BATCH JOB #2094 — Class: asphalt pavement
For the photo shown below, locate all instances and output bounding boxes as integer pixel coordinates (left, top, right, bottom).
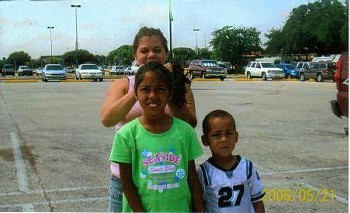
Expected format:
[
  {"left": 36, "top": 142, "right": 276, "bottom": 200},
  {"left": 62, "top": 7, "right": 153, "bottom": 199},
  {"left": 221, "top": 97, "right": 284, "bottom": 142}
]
[{"left": 0, "top": 79, "right": 347, "bottom": 212}]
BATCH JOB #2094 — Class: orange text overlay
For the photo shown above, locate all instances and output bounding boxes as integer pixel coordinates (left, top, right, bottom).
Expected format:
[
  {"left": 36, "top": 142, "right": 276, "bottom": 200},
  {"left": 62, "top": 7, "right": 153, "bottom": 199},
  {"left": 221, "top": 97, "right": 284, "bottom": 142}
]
[{"left": 262, "top": 187, "right": 335, "bottom": 203}]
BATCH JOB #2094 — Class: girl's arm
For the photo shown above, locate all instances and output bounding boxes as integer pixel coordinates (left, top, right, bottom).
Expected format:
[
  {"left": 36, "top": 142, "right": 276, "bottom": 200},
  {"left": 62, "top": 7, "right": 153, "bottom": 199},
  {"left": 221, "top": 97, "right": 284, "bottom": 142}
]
[
  {"left": 253, "top": 201, "right": 265, "bottom": 213},
  {"left": 119, "top": 163, "right": 144, "bottom": 212},
  {"left": 167, "top": 85, "right": 197, "bottom": 127},
  {"left": 100, "top": 78, "right": 137, "bottom": 127},
  {"left": 188, "top": 160, "right": 205, "bottom": 212}
]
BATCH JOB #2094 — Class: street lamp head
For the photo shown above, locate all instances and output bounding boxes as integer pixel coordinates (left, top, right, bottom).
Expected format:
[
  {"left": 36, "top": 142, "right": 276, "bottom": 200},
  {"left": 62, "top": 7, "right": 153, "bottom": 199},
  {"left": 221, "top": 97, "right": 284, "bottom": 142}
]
[
  {"left": 193, "top": 28, "right": 200, "bottom": 32},
  {"left": 47, "top": 26, "right": 54, "bottom": 29},
  {"left": 71, "top": 4, "right": 81, "bottom": 8}
]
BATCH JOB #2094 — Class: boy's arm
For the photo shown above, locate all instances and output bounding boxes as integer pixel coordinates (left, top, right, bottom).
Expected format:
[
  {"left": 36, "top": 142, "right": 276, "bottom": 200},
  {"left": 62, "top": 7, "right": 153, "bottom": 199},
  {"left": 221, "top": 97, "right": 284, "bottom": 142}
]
[
  {"left": 188, "top": 160, "right": 205, "bottom": 212},
  {"left": 253, "top": 201, "right": 265, "bottom": 213},
  {"left": 119, "top": 163, "right": 144, "bottom": 212}
]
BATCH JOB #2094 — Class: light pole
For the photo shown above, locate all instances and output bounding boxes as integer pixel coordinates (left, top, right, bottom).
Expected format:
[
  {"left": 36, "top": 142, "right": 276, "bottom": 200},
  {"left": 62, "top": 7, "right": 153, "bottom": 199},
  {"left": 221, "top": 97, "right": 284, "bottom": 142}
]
[
  {"left": 47, "top": 26, "right": 54, "bottom": 63},
  {"left": 71, "top": 4, "right": 81, "bottom": 66},
  {"left": 193, "top": 28, "right": 200, "bottom": 56}
]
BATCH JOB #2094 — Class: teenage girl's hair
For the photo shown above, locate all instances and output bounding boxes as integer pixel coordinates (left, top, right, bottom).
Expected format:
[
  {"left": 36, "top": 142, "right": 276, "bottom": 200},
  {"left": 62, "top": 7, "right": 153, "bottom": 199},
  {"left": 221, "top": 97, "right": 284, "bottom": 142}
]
[
  {"left": 134, "top": 61, "right": 174, "bottom": 93},
  {"left": 133, "top": 27, "right": 169, "bottom": 55},
  {"left": 202, "top": 109, "right": 236, "bottom": 135}
]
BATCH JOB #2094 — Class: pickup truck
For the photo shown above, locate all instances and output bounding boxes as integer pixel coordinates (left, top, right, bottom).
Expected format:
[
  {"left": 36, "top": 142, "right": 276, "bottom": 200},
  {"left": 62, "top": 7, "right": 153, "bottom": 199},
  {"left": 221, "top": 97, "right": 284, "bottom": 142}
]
[
  {"left": 330, "top": 52, "right": 348, "bottom": 134},
  {"left": 244, "top": 61, "right": 284, "bottom": 80}
]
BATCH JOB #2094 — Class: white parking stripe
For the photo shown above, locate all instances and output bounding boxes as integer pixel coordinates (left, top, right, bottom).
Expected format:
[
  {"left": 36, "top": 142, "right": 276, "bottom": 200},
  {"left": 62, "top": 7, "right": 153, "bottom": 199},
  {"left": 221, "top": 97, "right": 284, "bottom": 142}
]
[
  {"left": 261, "top": 166, "right": 348, "bottom": 176},
  {"left": 10, "top": 132, "right": 30, "bottom": 192}
]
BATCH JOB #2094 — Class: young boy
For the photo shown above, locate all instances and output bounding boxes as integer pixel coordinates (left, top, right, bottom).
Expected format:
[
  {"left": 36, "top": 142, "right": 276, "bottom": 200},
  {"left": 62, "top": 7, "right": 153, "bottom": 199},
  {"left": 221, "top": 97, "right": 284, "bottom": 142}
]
[
  {"left": 109, "top": 61, "right": 204, "bottom": 212},
  {"left": 197, "top": 109, "right": 265, "bottom": 213}
]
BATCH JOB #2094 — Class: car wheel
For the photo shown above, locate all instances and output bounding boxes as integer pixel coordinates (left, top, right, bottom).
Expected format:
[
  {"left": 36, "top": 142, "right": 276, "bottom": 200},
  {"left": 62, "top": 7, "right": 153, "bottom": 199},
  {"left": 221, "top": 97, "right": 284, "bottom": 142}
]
[
  {"left": 316, "top": 74, "right": 323, "bottom": 82},
  {"left": 93, "top": 79, "right": 97, "bottom": 82},
  {"left": 220, "top": 77, "right": 225, "bottom": 81},
  {"left": 262, "top": 72, "right": 267, "bottom": 81},
  {"left": 300, "top": 73, "right": 305, "bottom": 81},
  {"left": 100, "top": 78, "right": 103, "bottom": 82},
  {"left": 247, "top": 72, "right": 252, "bottom": 79}
]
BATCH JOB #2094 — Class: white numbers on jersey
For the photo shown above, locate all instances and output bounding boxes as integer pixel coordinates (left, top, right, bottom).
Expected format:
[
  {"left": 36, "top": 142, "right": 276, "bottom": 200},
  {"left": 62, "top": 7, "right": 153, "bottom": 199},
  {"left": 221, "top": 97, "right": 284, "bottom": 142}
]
[{"left": 218, "top": 184, "right": 244, "bottom": 208}]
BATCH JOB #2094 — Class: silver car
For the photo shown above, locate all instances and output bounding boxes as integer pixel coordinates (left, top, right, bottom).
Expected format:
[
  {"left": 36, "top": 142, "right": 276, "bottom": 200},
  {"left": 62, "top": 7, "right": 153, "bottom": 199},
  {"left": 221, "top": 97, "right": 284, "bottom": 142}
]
[
  {"left": 42, "top": 64, "right": 67, "bottom": 82},
  {"left": 75, "top": 64, "right": 103, "bottom": 81}
]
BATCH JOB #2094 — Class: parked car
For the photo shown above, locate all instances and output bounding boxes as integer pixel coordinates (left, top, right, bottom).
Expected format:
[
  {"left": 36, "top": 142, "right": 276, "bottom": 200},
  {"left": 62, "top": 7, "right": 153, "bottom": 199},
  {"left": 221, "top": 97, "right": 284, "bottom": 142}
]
[
  {"left": 17, "top": 65, "right": 33, "bottom": 76},
  {"left": 330, "top": 52, "right": 348, "bottom": 134},
  {"left": 42, "top": 64, "right": 67, "bottom": 82},
  {"left": 276, "top": 63, "right": 300, "bottom": 79},
  {"left": 34, "top": 67, "right": 43, "bottom": 76},
  {"left": 188, "top": 59, "right": 227, "bottom": 81},
  {"left": 299, "top": 62, "right": 335, "bottom": 82},
  {"left": 110, "top": 65, "right": 125, "bottom": 75},
  {"left": 244, "top": 61, "right": 284, "bottom": 80},
  {"left": 123, "top": 62, "right": 139, "bottom": 75},
  {"left": 75, "top": 64, "right": 103, "bottom": 81},
  {"left": 2, "top": 64, "right": 15, "bottom": 76},
  {"left": 64, "top": 67, "right": 76, "bottom": 73}
]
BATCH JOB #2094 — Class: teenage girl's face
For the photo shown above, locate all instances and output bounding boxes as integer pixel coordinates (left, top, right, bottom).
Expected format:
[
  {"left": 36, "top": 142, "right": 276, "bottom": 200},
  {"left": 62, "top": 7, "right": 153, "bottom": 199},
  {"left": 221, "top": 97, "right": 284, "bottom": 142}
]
[
  {"left": 135, "top": 71, "right": 171, "bottom": 117},
  {"left": 135, "top": 35, "right": 167, "bottom": 66},
  {"left": 202, "top": 117, "right": 238, "bottom": 158}
]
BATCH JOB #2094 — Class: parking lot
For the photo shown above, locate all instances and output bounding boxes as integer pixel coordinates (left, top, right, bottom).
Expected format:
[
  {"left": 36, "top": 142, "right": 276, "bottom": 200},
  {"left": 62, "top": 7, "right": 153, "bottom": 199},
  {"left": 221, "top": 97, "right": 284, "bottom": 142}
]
[{"left": 0, "top": 79, "right": 348, "bottom": 212}]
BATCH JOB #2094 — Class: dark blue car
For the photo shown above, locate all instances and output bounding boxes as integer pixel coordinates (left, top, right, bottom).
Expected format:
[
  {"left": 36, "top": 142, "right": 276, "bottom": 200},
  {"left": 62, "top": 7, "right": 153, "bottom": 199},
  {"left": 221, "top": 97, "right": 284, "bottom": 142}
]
[{"left": 276, "top": 63, "right": 300, "bottom": 79}]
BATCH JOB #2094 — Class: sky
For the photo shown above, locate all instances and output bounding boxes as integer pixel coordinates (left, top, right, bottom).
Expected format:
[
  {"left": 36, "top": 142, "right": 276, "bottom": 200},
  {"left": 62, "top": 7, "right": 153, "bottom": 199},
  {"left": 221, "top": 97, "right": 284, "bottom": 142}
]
[{"left": 0, "top": 0, "right": 310, "bottom": 59}]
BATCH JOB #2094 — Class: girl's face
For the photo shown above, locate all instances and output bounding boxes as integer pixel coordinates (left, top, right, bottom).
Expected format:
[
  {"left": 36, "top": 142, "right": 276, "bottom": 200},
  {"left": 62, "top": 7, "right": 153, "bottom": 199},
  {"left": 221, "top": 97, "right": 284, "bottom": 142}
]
[
  {"left": 202, "top": 117, "right": 238, "bottom": 158},
  {"left": 135, "top": 36, "right": 167, "bottom": 66},
  {"left": 135, "top": 71, "right": 171, "bottom": 117}
]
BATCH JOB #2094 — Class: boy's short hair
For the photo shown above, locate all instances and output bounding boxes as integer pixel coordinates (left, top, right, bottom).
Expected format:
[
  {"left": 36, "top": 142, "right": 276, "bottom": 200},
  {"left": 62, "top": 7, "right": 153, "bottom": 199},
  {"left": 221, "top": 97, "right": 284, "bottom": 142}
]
[
  {"left": 134, "top": 61, "right": 174, "bottom": 93},
  {"left": 202, "top": 109, "right": 236, "bottom": 135}
]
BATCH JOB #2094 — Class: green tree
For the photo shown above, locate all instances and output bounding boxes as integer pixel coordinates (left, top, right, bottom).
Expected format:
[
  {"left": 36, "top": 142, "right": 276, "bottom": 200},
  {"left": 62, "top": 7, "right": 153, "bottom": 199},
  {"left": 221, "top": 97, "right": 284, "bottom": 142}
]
[
  {"left": 210, "top": 26, "right": 261, "bottom": 66},
  {"left": 270, "top": 0, "right": 348, "bottom": 56},
  {"left": 172, "top": 47, "right": 195, "bottom": 66},
  {"left": 62, "top": 49, "right": 97, "bottom": 66},
  {"left": 6, "top": 51, "right": 31, "bottom": 69},
  {"left": 107, "top": 45, "right": 133, "bottom": 65},
  {"left": 264, "top": 28, "right": 285, "bottom": 54}
]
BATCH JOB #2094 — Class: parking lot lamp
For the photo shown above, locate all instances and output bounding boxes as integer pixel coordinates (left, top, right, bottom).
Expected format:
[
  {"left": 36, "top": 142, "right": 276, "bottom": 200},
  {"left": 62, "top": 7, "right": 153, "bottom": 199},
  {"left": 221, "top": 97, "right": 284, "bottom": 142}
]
[
  {"left": 193, "top": 28, "right": 200, "bottom": 56},
  {"left": 47, "top": 26, "right": 54, "bottom": 64},
  {"left": 71, "top": 4, "right": 81, "bottom": 66}
]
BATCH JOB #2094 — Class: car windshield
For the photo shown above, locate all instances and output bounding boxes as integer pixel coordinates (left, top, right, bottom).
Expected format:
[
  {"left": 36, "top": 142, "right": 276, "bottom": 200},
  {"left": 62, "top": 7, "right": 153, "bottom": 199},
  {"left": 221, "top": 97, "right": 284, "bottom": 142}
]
[
  {"left": 202, "top": 61, "right": 218, "bottom": 67},
  {"left": 46, "top": 65, "right": 63, "bottom": 70},
  {"left": 81, "top": 65, "right": 98, "bottom": 70},
  {"left": 4, "top": 65, "right": 13, "bottom": 69},
  {"left": 21, "top": 66, "right": 29, "bottom": 69},
  {"left": 261, "top": 62, "right": 276, "bottom": 68}
]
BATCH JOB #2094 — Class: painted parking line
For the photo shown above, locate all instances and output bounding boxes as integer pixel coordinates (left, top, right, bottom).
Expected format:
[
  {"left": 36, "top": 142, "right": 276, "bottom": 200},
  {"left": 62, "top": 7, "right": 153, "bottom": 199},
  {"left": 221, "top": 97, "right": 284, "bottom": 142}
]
[
  {"left": 10, "top": 132, "right": 35, "bottom": 211},
  {"left": 10, "top": 132, "right": 30, "bottom": 192}
]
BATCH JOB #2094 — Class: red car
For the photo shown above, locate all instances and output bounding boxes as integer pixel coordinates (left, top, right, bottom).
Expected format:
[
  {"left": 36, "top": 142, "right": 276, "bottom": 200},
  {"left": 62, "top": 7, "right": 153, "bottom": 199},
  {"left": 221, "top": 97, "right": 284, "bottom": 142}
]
[{"left": 330, "top": 52, "right": 348, "bottom": 134}]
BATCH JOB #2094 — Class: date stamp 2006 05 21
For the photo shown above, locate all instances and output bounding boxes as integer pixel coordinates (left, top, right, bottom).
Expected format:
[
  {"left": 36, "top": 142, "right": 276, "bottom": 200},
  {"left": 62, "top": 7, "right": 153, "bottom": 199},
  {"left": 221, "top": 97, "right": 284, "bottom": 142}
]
[{"left": 262, "top": 187, "right": 335, "bottom": 203}]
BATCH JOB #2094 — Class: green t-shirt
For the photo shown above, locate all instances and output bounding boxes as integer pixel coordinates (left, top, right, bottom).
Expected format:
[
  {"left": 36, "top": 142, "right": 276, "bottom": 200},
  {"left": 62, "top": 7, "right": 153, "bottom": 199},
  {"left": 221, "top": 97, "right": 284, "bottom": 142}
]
[{"left": 110, "top": 117, "right": 203, "bottom": 212}]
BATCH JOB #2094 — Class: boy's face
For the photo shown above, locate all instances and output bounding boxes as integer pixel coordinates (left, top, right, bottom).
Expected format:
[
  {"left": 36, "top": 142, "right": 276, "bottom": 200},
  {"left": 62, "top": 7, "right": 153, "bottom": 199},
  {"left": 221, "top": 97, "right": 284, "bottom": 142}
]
[
  {"left": 202, "top": 117, "right": 238, "bottom": 158},
  {"left": 135, "top": 71, "right": 171, "bottom": 117}
]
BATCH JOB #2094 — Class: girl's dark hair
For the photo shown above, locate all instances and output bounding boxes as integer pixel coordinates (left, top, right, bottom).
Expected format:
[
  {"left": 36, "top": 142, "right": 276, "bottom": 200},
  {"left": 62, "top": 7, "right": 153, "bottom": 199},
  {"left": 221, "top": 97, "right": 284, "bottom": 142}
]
[
  {"left": 134, "top": 61, "right": 173, "bottom": 94},
  {"left": 133, "top": 27, "right": 169, "bottom": 55},
  {"left": 202, "top": 109, "right": 236, "bottom": 135}
]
